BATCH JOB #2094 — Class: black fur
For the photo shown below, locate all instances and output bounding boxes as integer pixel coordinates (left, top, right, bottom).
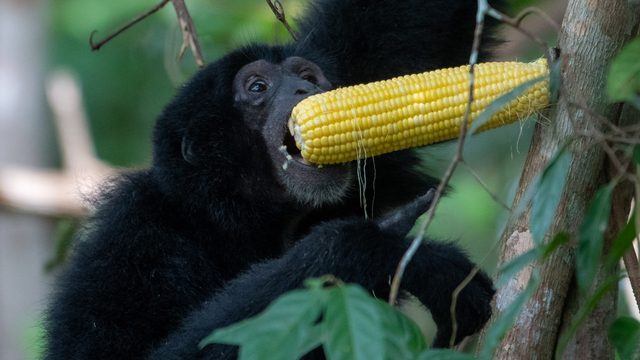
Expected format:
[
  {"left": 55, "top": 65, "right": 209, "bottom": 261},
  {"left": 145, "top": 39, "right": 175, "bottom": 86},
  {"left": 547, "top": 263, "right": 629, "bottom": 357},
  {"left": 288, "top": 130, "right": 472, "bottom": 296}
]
[{"left": 44, "top": 1, "right": 502, "bottom": 359}]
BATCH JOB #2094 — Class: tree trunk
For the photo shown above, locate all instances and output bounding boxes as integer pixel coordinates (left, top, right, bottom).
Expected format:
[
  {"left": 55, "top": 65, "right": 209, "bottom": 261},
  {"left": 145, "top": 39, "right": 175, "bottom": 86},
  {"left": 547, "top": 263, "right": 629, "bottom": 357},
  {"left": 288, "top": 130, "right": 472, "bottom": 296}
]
[
  {"left": 0, "top": 0, "right": 54, "bottom": 359},
  {"left": 477, "top": 0, "right": 640, "bottom": 359}
]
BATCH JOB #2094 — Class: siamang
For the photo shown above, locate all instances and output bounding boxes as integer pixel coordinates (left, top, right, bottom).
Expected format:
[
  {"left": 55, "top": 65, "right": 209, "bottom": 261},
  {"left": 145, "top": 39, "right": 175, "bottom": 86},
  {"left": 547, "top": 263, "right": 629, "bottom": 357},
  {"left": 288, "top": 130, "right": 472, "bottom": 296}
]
[{"left": 44, "top": 0, "right": 503, "bottom": 359}]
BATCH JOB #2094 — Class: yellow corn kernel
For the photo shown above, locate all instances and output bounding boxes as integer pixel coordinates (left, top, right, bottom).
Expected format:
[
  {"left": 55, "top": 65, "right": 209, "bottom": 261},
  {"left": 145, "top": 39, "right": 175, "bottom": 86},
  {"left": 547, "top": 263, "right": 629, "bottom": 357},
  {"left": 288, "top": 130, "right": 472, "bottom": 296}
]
[{"left": 288, "top": 60, "right": 549, "bottom": 165}]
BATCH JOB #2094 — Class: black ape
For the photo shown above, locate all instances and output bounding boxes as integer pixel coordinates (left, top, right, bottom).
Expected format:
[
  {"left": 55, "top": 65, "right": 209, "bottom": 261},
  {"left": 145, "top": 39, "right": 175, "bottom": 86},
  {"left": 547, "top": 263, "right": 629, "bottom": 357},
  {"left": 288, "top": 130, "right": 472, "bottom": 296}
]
[{"left": 44, "top": 0, "right": 502, "bottom": 359}]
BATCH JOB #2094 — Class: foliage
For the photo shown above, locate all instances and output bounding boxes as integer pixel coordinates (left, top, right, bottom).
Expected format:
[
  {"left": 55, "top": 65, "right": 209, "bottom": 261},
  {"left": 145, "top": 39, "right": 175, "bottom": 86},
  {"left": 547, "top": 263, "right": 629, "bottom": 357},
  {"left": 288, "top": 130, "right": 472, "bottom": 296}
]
[
  {"left": 530, "top": 146, "right": 570, "bottom": 243},
  {"left": 201, "top": 128, "right": 639, "bottom": 358},
  {"left": 200, "top": 277, "right": 428, "bottom": 360},
  {"left": 609, "top": 317, "right": 640, "bottom": 360},
  {"left": 607, "top": 38, "right": 640, "bottom": 110},
  {"left": 200, "top": 273, "right": 541, "bottom": 360},
  {"left": 577, "top": 184, "right": 613, "bottom": 292}
]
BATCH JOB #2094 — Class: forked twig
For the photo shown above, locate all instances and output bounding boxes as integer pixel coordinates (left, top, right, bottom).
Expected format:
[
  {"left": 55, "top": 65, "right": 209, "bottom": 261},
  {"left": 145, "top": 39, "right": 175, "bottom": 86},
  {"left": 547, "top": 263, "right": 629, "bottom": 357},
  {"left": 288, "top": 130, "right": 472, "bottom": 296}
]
[
  {"left": 487, "top": 6, "right": 553, "bottom": 53},
  {"left": 266, "top": 0, "right": 298, "bottom": 42},
  {"left": 172, "top": 0, "right": 206, "bottom": 68},
  {"left": 89, "top": 0, "right": 205, "bottom": 68}
]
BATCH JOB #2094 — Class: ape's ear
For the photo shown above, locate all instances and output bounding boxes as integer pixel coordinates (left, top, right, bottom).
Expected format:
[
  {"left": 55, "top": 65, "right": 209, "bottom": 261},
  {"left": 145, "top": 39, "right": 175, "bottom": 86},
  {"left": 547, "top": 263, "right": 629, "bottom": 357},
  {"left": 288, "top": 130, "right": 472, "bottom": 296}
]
[{"left": 181, "top": 135, "right": 197, "bottom": 165}]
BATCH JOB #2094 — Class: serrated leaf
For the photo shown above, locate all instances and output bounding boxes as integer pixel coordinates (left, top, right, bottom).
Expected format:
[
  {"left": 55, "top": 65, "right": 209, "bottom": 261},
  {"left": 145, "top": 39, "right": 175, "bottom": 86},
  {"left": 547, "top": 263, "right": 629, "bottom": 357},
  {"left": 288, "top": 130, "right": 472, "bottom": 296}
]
[
  {"left": 414, "top": 349, "right": 478, "bottom": 360},
  {"left": 481, "top": 271, "right": 540, "bottom": 359},
  {"left": 200, "top": 289, "right": 324, "bottom": 360},
  {"left": 577, "top": 184, "right": 614, "bottom": 291},
  {"left": 606, "top": 213, "right": 636, "bottom": 268},
  {"left": 531, "top": 149, "right": 571, "bottom": 243},
  {"left": 608, "top": 39, "right": 640, "bottom": 102},
  {"left": 323, "top": 285, "right": 385, "bottom": 360},
  {"left": 464, "top": 74, "right": 549, "bottom": 144},
  {"left": 375, "top": 301, "right": 427, "bottom": 359},
  {"left": 609, "top": 317, "right": 640, "bottom": 360}
]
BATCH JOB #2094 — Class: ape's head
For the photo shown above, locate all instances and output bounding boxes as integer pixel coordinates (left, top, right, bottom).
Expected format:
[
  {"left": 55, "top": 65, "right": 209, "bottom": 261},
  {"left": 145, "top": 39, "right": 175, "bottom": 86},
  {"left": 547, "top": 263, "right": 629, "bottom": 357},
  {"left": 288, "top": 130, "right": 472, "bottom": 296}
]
[
  {"left": 152, "top": 44, "right": 436, "bottom": 216},
  {"left": 151, "top": 45, "right": 356, "bottom": 209}
]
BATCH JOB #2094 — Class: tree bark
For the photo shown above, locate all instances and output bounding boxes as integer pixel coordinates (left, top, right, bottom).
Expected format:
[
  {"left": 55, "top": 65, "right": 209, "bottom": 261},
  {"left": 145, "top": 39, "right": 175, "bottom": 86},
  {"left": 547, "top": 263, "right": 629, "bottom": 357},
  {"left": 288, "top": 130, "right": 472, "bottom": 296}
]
[{"left": 477, "top": 0, "right": 640, "bottom": 359}]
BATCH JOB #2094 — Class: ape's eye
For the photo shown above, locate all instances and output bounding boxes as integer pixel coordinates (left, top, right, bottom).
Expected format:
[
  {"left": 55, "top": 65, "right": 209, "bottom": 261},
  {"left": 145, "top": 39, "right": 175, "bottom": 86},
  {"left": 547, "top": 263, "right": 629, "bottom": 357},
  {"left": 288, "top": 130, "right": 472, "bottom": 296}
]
[
  {"left": 300, "top": 71, "right": 318, "bottom": 85},
  {"left": 249, "top": 80, "right": 268, "bottom": 92}
]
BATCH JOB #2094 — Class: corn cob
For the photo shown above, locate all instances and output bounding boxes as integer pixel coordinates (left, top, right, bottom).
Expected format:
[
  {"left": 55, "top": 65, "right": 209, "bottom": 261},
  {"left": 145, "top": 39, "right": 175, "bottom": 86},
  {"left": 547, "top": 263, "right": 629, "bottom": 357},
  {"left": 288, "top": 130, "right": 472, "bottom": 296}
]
[{"left": 288, "top": 60, "right": 549, "bottom": 165}]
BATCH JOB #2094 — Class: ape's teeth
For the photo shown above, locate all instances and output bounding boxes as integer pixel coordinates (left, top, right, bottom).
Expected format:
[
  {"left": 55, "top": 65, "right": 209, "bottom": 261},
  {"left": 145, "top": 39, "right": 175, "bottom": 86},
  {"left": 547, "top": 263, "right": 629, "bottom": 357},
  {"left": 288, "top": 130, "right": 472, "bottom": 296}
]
[{"left": 287, "top": 115, "right": 303, "bottom": 151}]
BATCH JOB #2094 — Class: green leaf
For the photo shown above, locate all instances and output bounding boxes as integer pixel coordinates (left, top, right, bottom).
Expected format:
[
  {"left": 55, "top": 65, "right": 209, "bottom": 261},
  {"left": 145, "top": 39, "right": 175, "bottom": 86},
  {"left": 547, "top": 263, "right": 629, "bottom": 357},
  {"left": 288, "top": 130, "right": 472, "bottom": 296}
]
[
  {"left": 549, "top": 59, "right": 562, "bottom": 102},
  {"left": 464, "top": 74, "right": 550, "bottom": 144},
  {"left": 199, "top": 289, "right": 325, "bottom": 360},
  {"left": 609, "top": 317, "right": 640, "bottom": 360},
  {"left": 414, "top": 349, "right": 477, "bottom": 360},
  {"left": 510, "top": 173, "right": 541, "bottom": 226},
  {"left": 577, "top": 184, "right": 614, "bottom": 291},
  {"left": 481, "top": 271, "right": 540, "bottom": 359},
  {"left": 45, "top": 219, "right": 80, "bottom": 272},
  {"left": 531, "top": 149, "right": 571, "bottom": 243},
  {"left": 542, "top": 232, "right": 570, "bottom": 260},
  {"left": 323, "top": 285, "right": 385, "bottom": 360},
  {"left": 629, "top": 94, "right": 640, "bottom": 110},
  {"left": 375, "top": 301, "right": 427, "bottom": 359},
  {"left": 298, "top": 324, "right": 325, "bottom": 357},
  {"left": 606, "top": 214, "right": 636, "bottom": 268},
  {"left": 608, "top": 39, "right": 640, "bottom": 102},
  {"left": 496, "top": 232, "right": 569, "bottom": 288},
  {"left": 633, "top": 144, "right": 640, "bottom": 165},
  {"left": 496, "top": 248, "right": 540, "bottom": 288}
]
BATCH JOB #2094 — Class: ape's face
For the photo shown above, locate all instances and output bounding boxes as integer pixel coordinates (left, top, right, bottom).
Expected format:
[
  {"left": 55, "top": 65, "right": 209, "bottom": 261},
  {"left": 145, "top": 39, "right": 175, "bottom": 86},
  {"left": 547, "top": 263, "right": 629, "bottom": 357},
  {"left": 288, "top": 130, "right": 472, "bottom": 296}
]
[{"left": 233, "top": 57, "right": 355, "bottom": 207}]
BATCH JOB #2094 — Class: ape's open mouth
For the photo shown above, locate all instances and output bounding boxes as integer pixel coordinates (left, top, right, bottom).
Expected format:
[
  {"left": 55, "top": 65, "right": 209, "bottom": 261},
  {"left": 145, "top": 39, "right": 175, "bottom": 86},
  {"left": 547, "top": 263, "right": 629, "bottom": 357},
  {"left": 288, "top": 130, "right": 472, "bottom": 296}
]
[
  {"left": 283, "top": 131, "right": 302, "bottom": 159},
  {"left": 281, "top": 118, "right": 318, "bottom": 167}
]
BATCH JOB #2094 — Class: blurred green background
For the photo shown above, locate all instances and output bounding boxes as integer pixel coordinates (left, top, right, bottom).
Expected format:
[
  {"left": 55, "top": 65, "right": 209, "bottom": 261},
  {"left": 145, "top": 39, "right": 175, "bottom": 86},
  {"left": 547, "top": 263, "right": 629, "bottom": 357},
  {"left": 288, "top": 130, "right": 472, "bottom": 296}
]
[{"left": 0, "top": 0, "right": 571, "bottom": 358}]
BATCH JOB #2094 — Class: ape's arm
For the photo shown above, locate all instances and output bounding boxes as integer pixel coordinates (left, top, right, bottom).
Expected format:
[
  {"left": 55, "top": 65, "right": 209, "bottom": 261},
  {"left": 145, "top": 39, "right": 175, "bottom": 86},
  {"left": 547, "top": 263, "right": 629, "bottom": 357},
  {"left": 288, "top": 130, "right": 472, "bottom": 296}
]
[{"left": 148, "top": 192, "right": 494, "bottom": 359}]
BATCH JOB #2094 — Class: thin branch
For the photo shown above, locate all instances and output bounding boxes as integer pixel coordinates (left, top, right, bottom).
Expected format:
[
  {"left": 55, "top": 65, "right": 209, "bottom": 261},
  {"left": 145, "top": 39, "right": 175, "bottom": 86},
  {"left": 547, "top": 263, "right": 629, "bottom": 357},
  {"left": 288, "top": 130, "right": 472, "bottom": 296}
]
[
  {"left": 629, "top": 176, "right": 640, "bottom": 313},
  {"left": 568, "top": 101, "right": 629, "bottom": 136},
  {"left": 387, "top": 0, "right": 487, "bottom": 313},
  {"left": 266, "top": 0, "right": 298, "bottom": 42},
  {"left": 171, "top": 0, "right": 206, "bottom": 68},
  {"left": 487, "top": 7, "right": 551, "bottom": 53},
  {"left": 460, "top": 160, "right": 512, "bottom": 211},
  {"left": 513, "top": 6, "right": 561, "bottom": 31},
  {"left": 90, "top": 0, "right": 171, "bottom": 51},
  {"left": 624, "top": 247, "right": 640, "bottom": 313},
  {"left": 451, "top": 265, "right": 483, "bottom": 347}
]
